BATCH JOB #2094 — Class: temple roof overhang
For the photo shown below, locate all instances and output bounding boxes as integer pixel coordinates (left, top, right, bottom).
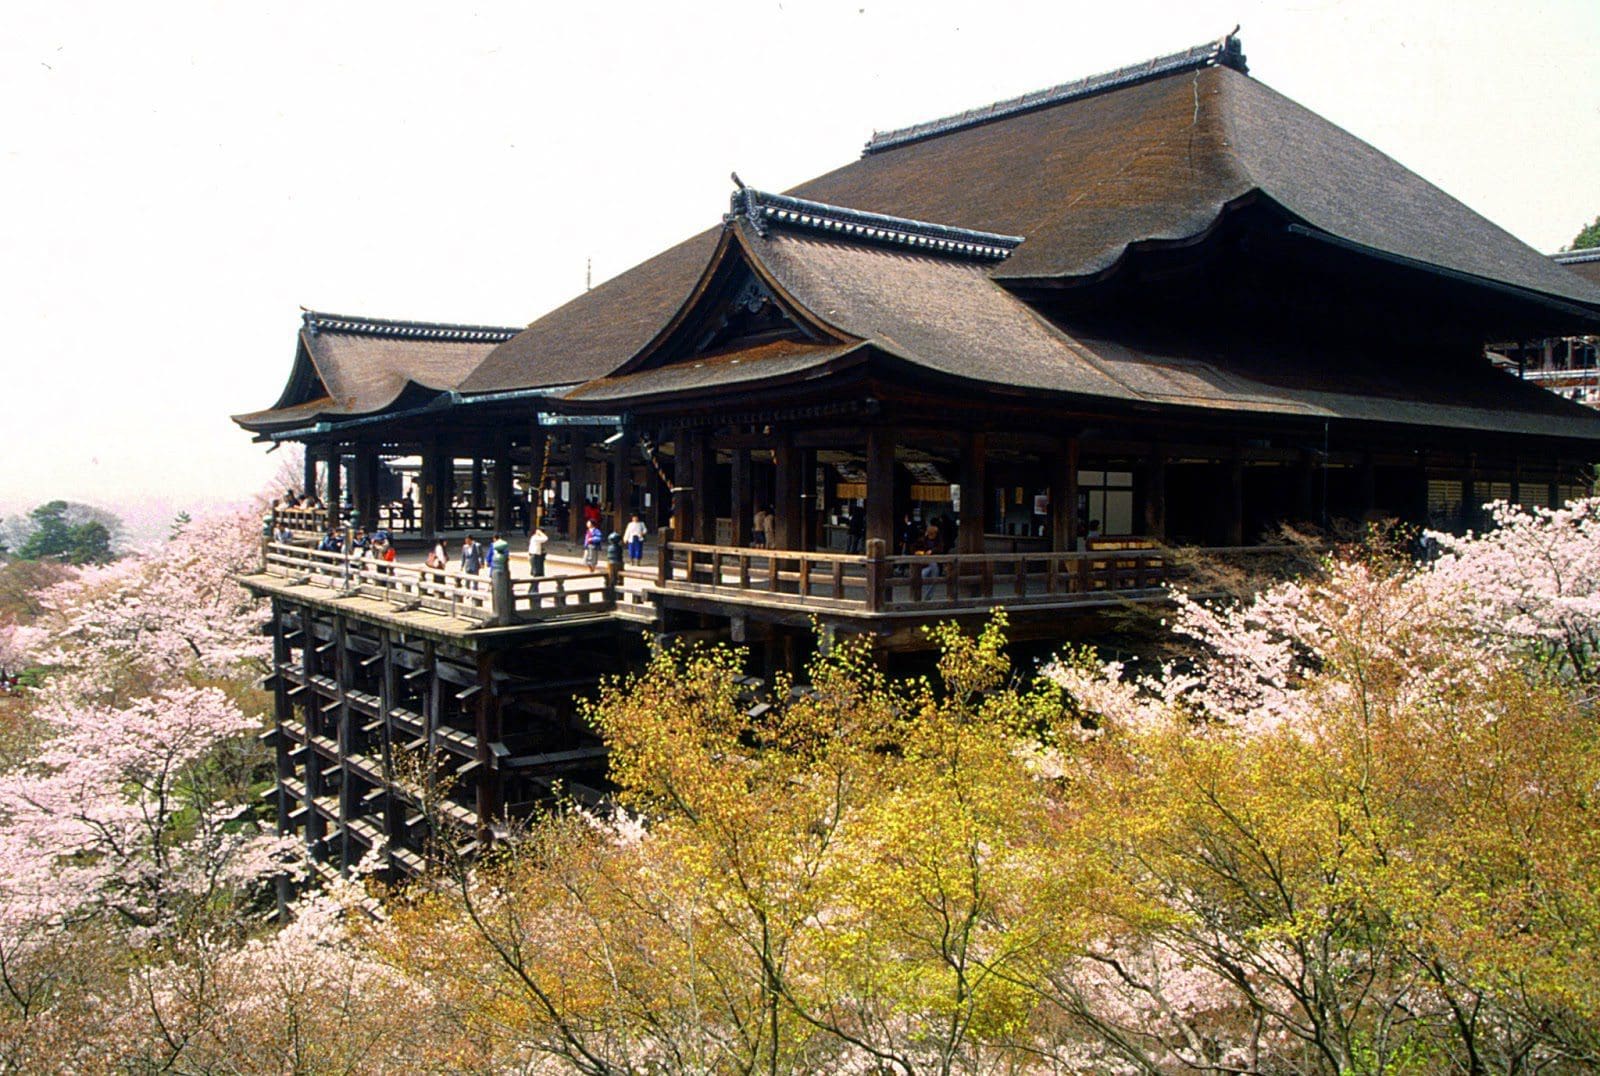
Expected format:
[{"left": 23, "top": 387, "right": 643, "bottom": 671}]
[
  {"left": 233, "top": 311, "right": 523, "bottom": 435},
  {"left": 553, "top": 198, "right": 1600, "bottom": 444}
]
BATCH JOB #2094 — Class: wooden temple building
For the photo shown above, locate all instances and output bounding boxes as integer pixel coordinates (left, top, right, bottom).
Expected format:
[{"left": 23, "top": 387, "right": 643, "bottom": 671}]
[{"left": 235, "top": 33, "right": 1600, "bottom": 873}]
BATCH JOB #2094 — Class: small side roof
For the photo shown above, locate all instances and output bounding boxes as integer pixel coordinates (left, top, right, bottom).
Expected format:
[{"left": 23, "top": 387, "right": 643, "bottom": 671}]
[
  {"left": 234, "top": 310, "right": 521, "bottom": 434},
  {"left": 1554, "top": 248, "right": 1600, "bottom": 290}
]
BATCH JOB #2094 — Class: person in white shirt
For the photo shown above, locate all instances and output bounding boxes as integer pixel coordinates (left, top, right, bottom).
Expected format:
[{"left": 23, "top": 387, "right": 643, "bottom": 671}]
[
  {"left": 622, "top": 514, "right": 648, "bottom": 565},
  {"left": 528, "top": 526, "right": 548, "bottom": 577}
]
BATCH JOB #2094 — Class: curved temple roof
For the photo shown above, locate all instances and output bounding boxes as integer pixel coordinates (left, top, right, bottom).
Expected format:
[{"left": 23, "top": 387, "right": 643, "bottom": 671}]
[
  {"left": 237, "top": 34, "right": 1600, "bottom": 446},
  {"left": 460, "top": 33, "right": 1600, "bottom": 399},
  {"left": 234, "top": 311, "right": 522, "bottom": 434}
]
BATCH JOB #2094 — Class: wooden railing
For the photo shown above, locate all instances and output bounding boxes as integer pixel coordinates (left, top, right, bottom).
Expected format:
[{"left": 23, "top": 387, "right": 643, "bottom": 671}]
[
  {"left": 657, "top": 539, "right": 873, "bottom": 610},
  {"left": 260, "top": 542, "right": 613, "bottom": 625},
  {"left": 654, "top": 535, "right": 1169, "bottom": 613},
  {"left": 877, "top": 547, "right": 1166, "bottom": 610},
  {"left": 272, "top": 505, "right": 329, "bottom": 534}
]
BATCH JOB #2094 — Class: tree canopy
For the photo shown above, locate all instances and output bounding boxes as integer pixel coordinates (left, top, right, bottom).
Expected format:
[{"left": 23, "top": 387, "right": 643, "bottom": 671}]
[
  {"left": 10, "top": 501, "right": 120, "bottom": 565},
  {"left": 1569, "top": 214, "right": 1600, "bottom": 251}
]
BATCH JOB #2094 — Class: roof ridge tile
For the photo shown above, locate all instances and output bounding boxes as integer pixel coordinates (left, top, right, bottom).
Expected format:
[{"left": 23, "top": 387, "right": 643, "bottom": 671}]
[
  {"left": 303, "top": 309, "right": 523, "bottom": 343},
  {"left": 726, "top": 188, "right": 1024, "bottom": 261},
  {"left": 862, "top": 30, "right": 1247, "bottom": 156}
]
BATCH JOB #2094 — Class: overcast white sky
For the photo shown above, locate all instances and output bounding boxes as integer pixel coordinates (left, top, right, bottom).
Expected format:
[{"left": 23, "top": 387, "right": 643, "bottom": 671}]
[{"left": 3, "top": 0, "right": 1597, "bottom": 522}]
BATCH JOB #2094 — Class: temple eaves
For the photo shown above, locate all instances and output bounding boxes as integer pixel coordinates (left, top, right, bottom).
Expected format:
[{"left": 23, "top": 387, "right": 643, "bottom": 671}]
[
  {"left": 862, "top": 30, "right": 1248, "bottom": 156},
  {"left": 302, "top": 309, "right": 523, "bottom": 344},
  {"left": 1554, "top": 248, "right": 1600, "bottom": 267},
  {"left": 726, "top": 187, "right": 1024, "bottom": 262}
]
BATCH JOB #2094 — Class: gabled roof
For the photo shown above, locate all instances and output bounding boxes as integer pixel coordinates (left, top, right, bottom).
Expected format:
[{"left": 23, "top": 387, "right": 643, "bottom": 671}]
[
  {"left": 566, "top": 203, "right": 1600, "bottom": 442},
  {"left": 234, "top": 311, "right": 521, "bottom": 433},
  {"left": 461, "top": 33, "right": 1600, "bottom": 397}
]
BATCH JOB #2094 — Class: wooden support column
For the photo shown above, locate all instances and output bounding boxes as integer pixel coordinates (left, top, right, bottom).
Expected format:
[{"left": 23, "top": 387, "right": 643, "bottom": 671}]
[
  {"left": 683, "top": 430, "right": 714, "bottom": 544},
  {"left": 300, "top": 605, "right": 324, "bottom": 855},
  {"left": 377, "top": 630, "right": 404, "bottom": 861},
  {"left": 1461, "top": 456, "right": 1478, "bottom": 532},
  {"left": 302, "top": 446, "right": 318, "bottom": 503},
  {"left": 1225, "top": 451, "right": 1245, "bottom": 546},
  {"left": 1510, "top": 457, "right": 1523, "bottom": 507},
  {"left": 1143, "top": 445, "right": 1167, "bottom": 540},
  {"left": 492, "top": 436, "right": 512, "bottom": 534},
  {"left": 568, "top": 431, "right": 588, "bottom": 545},
  {"left": 334, "top": 616, "right": 353, "bottom": 873},
  {"left": 1049, "top": 435, "right": 1078, "bottom": 552},
  {"left": 473, "top": 656, "right": 500, "bottom": 844},
  {"left": 325, "top": 444, "right": 343, "bottom": 519},
  {"left": 611, "top": 430, "right": 633, "bottom": 532},
  {"left": 957, "top": 431, "right": 986, "bottom": 554},
  {"left": 865, "top": 428, "right": 897, "bottom": 549},
  {"left": 352, "top": 445, "right": 379, "bottom": 528},
  {"left": 269, "top": 599, "right": 293, "bottom": 912},
  {"left": 730, "top": 447, "right": 752, "bottom": 546},
  {"left": 774, "top": 433, "right": 804, "bottom": 550},
  {"left": 419, "top": 437, "right": 440, "bottom": 538},
  {"left": 470, "top": 456, "right": 486, "bottom": 527},
  {"left": 1294, "top": 450, "right": 1316, "bottom": 523}
]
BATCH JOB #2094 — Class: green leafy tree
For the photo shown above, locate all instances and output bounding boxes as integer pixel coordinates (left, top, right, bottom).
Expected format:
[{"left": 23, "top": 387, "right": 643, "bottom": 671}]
[
  {"left": 1569, "top": 214, "right": 1600, "bottom": 251},
  {"left": 13, "top": 501, "right": 118, "bottom": 565}
]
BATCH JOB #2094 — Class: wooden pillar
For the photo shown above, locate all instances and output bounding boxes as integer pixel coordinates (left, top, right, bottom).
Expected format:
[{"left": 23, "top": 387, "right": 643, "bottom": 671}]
[
  {"left": 470, "top": 456, "right": 486, "bottom": 528},
  {"left": 352, "top": 445, "right": 379, "bottom": 528},
  {"left": 611, "top": 431, "right": 633, "bottom": 533},
  {"left": 1510, "top": 457, "right": 1523, "bottom": 507},
  {"left": 492, "top": 436, "right": 512, "bottom": 534},
  {"left": 568, "top": 431, "right": 588, "bottom": 546},
  {"left": 684, "top": 430, "right": 714, "bottom": 544},
  {"left": 473, "top": 655, "right": 500, "bottom": 843},
  {"left": 1143, "top": 445, "right": 1167, "bottom": 540},
  {"left": 302, "top": 445, "right": 317, "bottom": 502},
  {"left": 774, "top": 433, "right": 804, "bottom": 550},
  {"left": 377, "top": 630, "right": 404, "bottom": 862},
  {"left": 865, "top": 428, "right": 897, "bottom": 549},
  {"left": 1294, "top": 450, "right": 1316, "bottom": 523},
  {"left": 420, "top": 438, "right": 441, "bottom": 538},
  {"left": 300, "top": 605, "right": 324, "bottom": 855},
  {"left": 1225, "top": 451, "right": 1245, "bottom": 546},
  {"left": 957, "top": 431, "right": 986, "bottom": 554},
  {"left": 325, "top": 444, "right": 343, "bottom": 519},
  {"left": 333, "top": 616, "right": 353, "bottom": 873},
  {"left": 730, "top": 447, "right": 752, "bottom": 546},
  {"left": 1461, "top": 457, "right": 1478, "bottom": 532},
  {"left": 1049, "top": 435, "right": 1079, "bottom": 552}
]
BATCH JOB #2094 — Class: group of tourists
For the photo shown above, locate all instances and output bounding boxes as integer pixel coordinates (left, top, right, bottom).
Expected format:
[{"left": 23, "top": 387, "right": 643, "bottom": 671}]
[{"left": 315, "top": 525, "right": 399, "bottom": 563}]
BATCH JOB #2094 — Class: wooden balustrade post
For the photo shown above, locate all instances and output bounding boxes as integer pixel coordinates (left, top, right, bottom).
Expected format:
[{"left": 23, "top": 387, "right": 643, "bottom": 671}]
[
  {"left": 656, "top": 528, "right": 673, "bottom": 588},
  {"left": 865, "top": 539, "right": 885, "bottom": 612}
]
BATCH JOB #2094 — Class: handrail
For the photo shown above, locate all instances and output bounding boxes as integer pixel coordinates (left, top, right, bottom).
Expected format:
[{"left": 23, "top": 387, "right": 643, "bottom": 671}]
[
  {"left": 652, "top": 538, "right": 1217, "bottom": 613},
  {"left": 259, "top": 541, "right": 615, "bottom": 625}
]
